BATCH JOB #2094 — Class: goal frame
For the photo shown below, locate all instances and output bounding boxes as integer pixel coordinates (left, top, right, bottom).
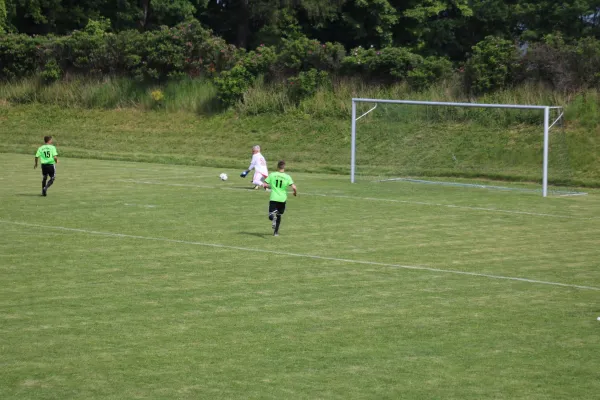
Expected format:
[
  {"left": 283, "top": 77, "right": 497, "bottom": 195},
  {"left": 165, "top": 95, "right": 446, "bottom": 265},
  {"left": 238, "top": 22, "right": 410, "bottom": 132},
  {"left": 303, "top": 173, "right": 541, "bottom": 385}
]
[{"left": 350, "top": 98, "right": 564, "bottom": 197}]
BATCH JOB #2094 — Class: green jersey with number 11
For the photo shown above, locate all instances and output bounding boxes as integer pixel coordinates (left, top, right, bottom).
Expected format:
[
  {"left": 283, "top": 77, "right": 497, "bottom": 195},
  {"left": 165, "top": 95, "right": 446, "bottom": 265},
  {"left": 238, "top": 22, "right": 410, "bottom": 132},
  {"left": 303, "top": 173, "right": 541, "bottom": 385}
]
[{"left": 265, "top": 172, "right": 294, "bottom": 202}]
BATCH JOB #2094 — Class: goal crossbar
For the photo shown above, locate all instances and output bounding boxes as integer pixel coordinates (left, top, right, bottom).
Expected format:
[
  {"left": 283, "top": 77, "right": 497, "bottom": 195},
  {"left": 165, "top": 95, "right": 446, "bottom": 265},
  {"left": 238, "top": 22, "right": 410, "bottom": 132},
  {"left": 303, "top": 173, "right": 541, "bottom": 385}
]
[{"left": 350, "top": 98, "right": 564, "bottom": 197}]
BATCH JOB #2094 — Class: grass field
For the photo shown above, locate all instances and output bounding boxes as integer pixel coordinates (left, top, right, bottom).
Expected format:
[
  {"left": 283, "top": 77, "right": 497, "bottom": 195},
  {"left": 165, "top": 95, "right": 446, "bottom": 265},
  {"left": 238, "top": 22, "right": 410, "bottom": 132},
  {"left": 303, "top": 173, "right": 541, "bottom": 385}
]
[{"left": 1, "top": 153, "right": 600, "bottom": 399}]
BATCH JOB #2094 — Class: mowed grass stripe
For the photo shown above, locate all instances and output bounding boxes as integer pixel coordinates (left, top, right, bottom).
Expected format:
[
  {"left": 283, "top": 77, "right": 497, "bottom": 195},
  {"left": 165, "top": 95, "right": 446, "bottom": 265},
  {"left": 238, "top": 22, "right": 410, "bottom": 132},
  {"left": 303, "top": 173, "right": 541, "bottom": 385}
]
[
  {"left": 115, "top": 178, "right": 599, "bottom": 221},
  {"left": 3, "top": 219, "right": 600, "bottom": 292}
]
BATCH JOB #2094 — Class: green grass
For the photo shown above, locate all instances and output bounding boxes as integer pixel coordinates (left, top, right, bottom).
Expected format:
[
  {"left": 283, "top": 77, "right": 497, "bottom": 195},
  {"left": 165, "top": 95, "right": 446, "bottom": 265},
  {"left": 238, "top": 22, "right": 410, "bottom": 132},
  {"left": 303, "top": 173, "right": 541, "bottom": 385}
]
[
  {"left": 1, "top": 153, "right": 600, "bottom": 399},
  {"left": 1, "top": 102, "right": 599, "bottom": 186}
]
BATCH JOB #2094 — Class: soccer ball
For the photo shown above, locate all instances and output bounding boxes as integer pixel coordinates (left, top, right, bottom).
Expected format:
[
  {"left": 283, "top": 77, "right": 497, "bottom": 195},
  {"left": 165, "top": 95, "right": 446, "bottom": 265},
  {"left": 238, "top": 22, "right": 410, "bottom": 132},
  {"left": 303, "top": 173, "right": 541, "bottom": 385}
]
[{"left": 219, "top": 173, "right": 228, "bottom": 181}]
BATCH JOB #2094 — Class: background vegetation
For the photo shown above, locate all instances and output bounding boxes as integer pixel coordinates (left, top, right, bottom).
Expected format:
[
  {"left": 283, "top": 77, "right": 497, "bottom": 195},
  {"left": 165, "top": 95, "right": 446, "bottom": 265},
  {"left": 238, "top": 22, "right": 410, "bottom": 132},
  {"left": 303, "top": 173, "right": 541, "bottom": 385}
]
[
  {"left": 0, "top": 0, "right": 599, "bottom": 186},
  {"left": 2, "top": 1, "right": 600, "bottom": 98}
]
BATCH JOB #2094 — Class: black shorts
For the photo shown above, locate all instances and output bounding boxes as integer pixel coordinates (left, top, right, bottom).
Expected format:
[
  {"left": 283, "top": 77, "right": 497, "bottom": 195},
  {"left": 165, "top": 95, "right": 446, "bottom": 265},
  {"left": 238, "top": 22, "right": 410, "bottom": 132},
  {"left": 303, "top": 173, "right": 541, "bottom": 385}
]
[
  {"left": 269, "top": 201, "right": 286, "bottom": 215},
  {"left": 41, "top": 164, "right": 56, "bottom": 178}
]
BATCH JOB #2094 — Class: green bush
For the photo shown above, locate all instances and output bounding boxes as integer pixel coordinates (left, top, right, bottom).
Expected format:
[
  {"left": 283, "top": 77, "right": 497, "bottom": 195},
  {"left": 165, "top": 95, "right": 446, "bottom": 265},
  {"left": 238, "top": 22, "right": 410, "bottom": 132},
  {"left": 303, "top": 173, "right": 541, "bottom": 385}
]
[
  {"left": 407, "top": 57, "right": 454, "bottom": 90},
  {"left": 0, "top": 34, "right": 44, "bottom": 80},
  {"left": 287, "top": 68, "right": 330, "bottom": 100},
  {"left": 242, "top": 44, "right": 277, "bottom": 76},
  {"left": 343, "top": 46, "right": 424, "bottom": 81},
  {"left": 278, "top": 36, "right": 346, "bottom": 73},
  {"left": 214, "top": 64, "right": 254, "bottom": 107},
  {"left": 0, "top": 20, "right": 241, "bottom": 83},
  {"left": 574, "top": 37, "right": 600, "bottom": 88},
  {"left": 41, "top": 59, "right": 61, "bottom": 83},
  {"left": 464, "top": 36, "right": 521, "bottom": 94},
  {"left": 58, "top": 19, "right": 113, "bottom": 74},
  {"left": 525, "top": 35, "right": 600, "bottom": 92}
]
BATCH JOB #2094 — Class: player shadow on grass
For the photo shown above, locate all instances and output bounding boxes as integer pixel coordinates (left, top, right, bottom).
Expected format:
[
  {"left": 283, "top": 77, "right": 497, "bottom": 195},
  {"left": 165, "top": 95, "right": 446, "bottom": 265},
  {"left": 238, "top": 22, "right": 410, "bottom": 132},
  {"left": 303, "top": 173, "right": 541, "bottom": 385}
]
[
  {"left": 238, "top": 232, "right": 270, "bottom": 239},
  {"left": 229, "top": 186, "right": 258, "bottom": 191},
  {"left": 16, "top": 193, "right": 45, "bottom": 197}
]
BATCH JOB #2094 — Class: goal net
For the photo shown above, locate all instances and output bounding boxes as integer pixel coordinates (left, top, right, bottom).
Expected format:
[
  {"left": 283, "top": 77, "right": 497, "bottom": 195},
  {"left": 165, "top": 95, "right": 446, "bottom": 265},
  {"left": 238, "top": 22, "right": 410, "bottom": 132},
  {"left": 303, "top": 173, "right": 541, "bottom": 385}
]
[{"left": 350, "top": 99, "right": 579, "bottom": 197}]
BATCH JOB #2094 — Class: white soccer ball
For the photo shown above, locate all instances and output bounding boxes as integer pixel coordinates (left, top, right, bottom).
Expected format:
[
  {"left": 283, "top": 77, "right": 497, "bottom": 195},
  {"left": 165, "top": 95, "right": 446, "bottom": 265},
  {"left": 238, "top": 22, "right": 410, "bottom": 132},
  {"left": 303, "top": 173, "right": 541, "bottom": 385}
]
[{"left": 219, "top": 173, "right": 228, "bottom": 181}]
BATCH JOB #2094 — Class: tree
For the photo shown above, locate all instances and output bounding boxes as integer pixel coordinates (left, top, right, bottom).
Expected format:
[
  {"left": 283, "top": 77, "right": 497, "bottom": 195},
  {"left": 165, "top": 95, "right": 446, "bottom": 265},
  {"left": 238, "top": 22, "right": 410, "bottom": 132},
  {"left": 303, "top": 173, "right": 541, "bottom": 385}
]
[
  {"left": 140, "top": 0, "right": 204, "bottom": 29},
  {"left": 199, "top": 0, "right": 346, "bottom": 49},
  {"left": 5, "top": 0, "right": 115, "bottom": 34},
  {"left": 0, "top": 0, "right": 7, "bottom": 32},
  {"left": 396, "top": 0, "right": 473, "bottom": 58},
  {"left": 309, "top": 0, "right": 397, "bottom": 48},
  {"left": 515, "top": 0, "right": 600, "bottom": 41}
]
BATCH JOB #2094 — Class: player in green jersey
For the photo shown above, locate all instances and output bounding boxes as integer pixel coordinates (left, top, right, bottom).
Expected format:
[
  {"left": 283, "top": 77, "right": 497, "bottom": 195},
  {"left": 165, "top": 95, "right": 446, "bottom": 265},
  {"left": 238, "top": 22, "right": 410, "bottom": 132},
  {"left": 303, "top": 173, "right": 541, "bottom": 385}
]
[
  {"left": 263, "top": 160, "right": 297, "bottom": 236},
  {"left": 34, "top": 136, "right": 59, "bottom": 197}
]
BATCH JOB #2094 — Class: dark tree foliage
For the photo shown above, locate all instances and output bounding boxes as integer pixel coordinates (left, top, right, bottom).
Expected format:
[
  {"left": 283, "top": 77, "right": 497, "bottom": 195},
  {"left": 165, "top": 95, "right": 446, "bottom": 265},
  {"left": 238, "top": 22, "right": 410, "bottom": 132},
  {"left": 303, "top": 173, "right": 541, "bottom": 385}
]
[
  {"left": 4, "top": 0, "right": 600, "bottom": 53},
  {"left": 2, "top": 0, "right": 600, "bottom": 96}
]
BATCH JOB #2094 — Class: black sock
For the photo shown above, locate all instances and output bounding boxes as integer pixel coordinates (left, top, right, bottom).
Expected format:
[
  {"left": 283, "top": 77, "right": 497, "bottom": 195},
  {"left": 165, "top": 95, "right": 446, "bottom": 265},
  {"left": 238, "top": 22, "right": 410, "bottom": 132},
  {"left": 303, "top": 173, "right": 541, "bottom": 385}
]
[
  {"left": 42, "top": 177, "right": 47, "bottom": 189},
  {"left": 275, "top": 215, "right": 282, "bottom": 232}
]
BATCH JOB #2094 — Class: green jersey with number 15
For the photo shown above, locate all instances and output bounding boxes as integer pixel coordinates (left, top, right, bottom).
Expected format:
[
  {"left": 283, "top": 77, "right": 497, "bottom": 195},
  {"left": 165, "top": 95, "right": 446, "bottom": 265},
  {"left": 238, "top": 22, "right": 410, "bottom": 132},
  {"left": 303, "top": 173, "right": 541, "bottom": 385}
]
[
  {"left": 265, "top": 172, "right": 294, "bottom": 202},
  {"left": 35, "top": 144, "right": 58, "bottom": 165}
]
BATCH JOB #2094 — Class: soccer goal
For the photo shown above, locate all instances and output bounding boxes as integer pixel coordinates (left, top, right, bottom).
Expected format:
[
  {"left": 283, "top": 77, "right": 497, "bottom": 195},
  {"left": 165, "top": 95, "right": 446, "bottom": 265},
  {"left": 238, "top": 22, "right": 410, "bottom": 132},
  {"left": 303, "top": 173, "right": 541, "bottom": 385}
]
[{"left": 350, "top": 98, "right": 575, "bottom": 197}]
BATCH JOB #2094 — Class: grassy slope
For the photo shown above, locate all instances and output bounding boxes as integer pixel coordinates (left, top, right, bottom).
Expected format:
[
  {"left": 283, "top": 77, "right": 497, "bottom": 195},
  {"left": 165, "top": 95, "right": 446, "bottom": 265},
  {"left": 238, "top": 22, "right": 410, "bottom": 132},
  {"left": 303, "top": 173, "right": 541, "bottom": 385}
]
[
  {"left": 0, "top": 104, "right": 349, "bottom": 173},
  {"left": 0, "top": 103, "right": 599, "bottom": 186}
]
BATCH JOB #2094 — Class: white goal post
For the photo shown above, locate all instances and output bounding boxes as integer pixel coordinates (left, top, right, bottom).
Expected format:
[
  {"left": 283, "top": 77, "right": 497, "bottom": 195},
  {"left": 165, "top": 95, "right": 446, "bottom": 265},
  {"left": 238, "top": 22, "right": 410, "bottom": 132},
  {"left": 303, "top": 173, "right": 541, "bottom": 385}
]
[{"left": 350, "top": 98, "right": 564, "bottom": 197}]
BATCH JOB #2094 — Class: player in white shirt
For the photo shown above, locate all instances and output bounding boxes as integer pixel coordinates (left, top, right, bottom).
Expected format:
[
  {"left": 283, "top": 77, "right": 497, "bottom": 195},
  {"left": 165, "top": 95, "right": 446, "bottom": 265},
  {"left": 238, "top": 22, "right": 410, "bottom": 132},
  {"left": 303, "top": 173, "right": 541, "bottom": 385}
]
[{"left": 240, "top": 145, "right": 269, "bottom": 189}]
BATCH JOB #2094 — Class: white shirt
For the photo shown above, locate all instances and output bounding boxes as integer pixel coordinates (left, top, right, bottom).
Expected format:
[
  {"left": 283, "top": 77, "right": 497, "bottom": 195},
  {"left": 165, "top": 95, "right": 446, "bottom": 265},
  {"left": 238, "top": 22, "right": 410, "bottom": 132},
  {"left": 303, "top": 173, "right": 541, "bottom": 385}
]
[{"left": 248, "top": 153, "right": 268, "bottom": 176}]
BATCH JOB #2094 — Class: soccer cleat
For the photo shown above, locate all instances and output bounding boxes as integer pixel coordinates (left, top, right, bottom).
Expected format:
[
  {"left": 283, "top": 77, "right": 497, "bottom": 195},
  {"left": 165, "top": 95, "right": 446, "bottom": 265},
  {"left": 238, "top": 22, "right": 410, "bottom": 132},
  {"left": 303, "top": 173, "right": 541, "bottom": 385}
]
[
  {"left": 254, "top": 185, "right": 260, "bottom": 190},
  {"left": 273, "top": 232, "right": 279, "bottom": 237},
  {"left": 42, "top": 188, "right": 47, "bottom": 197}
]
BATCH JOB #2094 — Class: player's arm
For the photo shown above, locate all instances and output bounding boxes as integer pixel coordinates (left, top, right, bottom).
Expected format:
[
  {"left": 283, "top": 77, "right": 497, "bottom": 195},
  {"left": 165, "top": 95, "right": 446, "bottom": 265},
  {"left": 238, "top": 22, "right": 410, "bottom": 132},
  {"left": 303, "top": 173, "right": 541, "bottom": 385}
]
[
  {"left": 262, "top": 175, "right": 272, "bottom": 189},
  {"left": 34, "top": 156, "right": 39, "bottom": 169},
  {"left": 247, "top": 156, "right": 256, "bottom": 171},
  {"left": 290, "top": 183, "right": 297, "bottom": 196},
  {"left": 54, "top": 156, "right": 59, "bottom": 164},
  {"left": 241, "top": 156, "right": 256, "bottom": 177}
]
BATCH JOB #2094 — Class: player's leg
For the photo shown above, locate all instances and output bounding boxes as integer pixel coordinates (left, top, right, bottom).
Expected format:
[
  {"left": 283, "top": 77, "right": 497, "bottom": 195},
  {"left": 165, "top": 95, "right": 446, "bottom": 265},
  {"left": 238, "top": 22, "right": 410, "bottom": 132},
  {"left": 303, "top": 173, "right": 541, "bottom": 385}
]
[
  {"left": 274, "top": 202, "right": 286, "bottom": 236},
  {"left": 268, "top": 201, "right": 278, "bottom": 229},
  {"left": 41, "top": 165, "right": 49, "bottom": 196},
  {"left": 253, "top": 172, "right": 267, "bottom": 189},
  {"left": 44, "top": 165, "right": 56, "bottom": 192},
  {"left": 252, "top": 172, "right": 261, "bottom": 188}
]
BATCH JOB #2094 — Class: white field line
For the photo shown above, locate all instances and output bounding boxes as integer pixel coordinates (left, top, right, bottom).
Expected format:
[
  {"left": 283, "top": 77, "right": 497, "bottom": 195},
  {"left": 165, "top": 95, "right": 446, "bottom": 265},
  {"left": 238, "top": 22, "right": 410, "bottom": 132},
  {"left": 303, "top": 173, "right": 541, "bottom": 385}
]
[
  {"left": 117, "top": 179, "right": 216, "bottom": 189},
  {"left": 152, "top": 174, "right": 226, "bottom": 181},
  {"left": 124, "top": 203, "right": 157, "bottom": 208},
  {"left": 3, "top": 219, "right": 599, "bottom": 292},
  {"left": 116, "top": 179, "right": 598, "bottom": 221},
  {"left": 376, "top": 177, "right": 588, "bottom": 196},
  {"left": 78, "top": 165, "right": 216, "bottom": 177},
  {"left": 558, "top": 193, "right": 589, "bottom": 197}
]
